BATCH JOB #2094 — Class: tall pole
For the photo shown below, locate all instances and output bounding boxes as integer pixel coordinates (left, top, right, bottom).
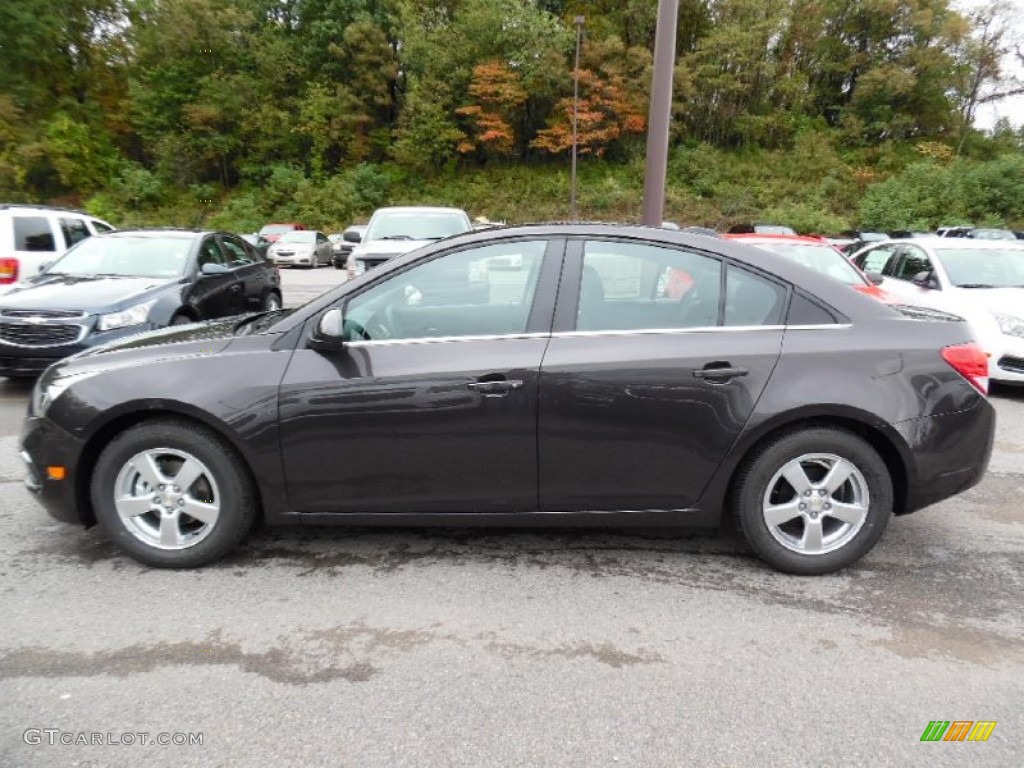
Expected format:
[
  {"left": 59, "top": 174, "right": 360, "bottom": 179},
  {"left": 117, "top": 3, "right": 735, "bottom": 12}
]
[
  {"left": 570, "top": 16, "right": 584, "bottom": 222},
  {"left": 642, "top": 0, "right": 679, "bottom": 226}
]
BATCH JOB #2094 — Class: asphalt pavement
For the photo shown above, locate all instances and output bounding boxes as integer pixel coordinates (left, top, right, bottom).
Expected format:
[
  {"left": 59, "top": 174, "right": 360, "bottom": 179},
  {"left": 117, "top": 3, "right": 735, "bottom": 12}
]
[{"left": 0, "top": 272, "right": 1021, "bottom": 767}]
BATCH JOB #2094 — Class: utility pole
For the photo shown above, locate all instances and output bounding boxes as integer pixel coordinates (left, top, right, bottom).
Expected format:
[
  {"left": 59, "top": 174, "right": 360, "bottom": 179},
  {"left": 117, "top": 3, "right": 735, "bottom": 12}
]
[
  {"left": 570, "top": 15, "right": 585, "bottom": 222},
  {"left": 642, "top": 0, "right": 679, "bottom": 226}
]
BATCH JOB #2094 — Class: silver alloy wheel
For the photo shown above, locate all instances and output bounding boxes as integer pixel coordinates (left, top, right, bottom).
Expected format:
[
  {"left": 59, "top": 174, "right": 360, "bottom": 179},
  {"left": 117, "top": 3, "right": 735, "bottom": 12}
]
[
  {"left": 113, "top": 448, "right": 221, "bottom": 550},
  {"left": 761, "top": 453, "right": 870, "bottom": 556}
]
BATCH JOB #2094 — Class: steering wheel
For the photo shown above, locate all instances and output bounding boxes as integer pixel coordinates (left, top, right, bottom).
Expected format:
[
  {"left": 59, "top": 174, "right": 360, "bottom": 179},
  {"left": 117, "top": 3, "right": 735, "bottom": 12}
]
[{"left": 345, "top": 319, "right": 371, "bottom": 341}]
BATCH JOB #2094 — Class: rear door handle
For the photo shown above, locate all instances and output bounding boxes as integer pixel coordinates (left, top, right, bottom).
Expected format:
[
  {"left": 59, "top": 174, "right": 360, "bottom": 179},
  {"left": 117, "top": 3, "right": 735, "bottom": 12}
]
[
  {"left": 693, "top": 364, "right": 749, "bottom": 382},
  {"left": 467, "top": 379, "right": 523, "bottom": 396}
]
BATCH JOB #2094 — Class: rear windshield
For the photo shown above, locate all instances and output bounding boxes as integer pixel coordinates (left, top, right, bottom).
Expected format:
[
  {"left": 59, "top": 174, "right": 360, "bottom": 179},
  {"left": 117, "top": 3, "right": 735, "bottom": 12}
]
[{"left": 753, "top": 242, "right": 866, "bottom": 286}]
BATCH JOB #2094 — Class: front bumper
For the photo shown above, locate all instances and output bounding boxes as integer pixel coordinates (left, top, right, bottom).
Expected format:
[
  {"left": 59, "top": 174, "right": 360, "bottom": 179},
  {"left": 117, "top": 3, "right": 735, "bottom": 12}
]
[
  {"left": 895, "top": 398, "right": 996, "bottom": 514},
  {"left": 990, "top": 335, "right": 1024, "bottom": 383},
  {"left": 20, "top": 415, "right": 88, "bottom": 524}
]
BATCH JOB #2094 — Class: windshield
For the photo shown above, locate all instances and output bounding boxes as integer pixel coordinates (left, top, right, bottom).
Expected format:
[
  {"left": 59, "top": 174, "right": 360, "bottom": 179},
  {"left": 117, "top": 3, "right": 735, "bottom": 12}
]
[
  {"left": 278, "top": 231, "right": 317, "bottom": 244},
  {"left": 366, "top": 212, "right": 469, "bottom": 242},
  {"left": 938, "top": 247, "right": 1024, "bottom": 287},
  {"left": 46, "top": 236, "right": 191, "bottom": 278},
  {"left": 970, "top": 229, "right": 1016, "bottom": 241},
  {"left": 753, "top": 242, "right": 866, "bottom": 286},
  {"left": 259, "top": 224, "right": 297, "bottom": 235}
]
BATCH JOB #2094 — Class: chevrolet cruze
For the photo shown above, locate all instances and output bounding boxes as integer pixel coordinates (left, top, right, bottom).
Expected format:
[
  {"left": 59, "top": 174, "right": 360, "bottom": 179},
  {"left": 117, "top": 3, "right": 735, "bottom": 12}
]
[{"left": 21, "top": 225, "right": 995, "bottom": 574}]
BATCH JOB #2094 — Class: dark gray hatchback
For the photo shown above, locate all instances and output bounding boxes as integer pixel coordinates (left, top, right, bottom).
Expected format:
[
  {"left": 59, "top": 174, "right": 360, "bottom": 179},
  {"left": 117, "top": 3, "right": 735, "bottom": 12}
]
[{"left": 21, "top": 225, "right": 994, "bottom": 574}]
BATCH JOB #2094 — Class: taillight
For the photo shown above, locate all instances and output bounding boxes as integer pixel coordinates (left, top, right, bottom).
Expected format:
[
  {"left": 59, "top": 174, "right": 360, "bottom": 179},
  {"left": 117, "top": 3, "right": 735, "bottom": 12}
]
[
  {"left": 0, "top": 258, "right": 18, "bottom": 284},
  {"left": 942, "top": 343, "right": 989, "bottom": 395}
]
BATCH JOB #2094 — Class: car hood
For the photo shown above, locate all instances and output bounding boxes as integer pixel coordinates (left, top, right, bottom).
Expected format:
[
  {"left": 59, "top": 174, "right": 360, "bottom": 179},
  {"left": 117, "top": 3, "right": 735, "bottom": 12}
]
[
  {"left": 48, "top": 317, "right": 242, "bottom": 377},
  {"left": 958, "top": 287, "right": 1024, "bottom": 315},
  {"left": 0, "top": 274, "right": 179, "bottom": 314},
  {"left": 356, "top": 239, "right": 434, "bottom": 258}
]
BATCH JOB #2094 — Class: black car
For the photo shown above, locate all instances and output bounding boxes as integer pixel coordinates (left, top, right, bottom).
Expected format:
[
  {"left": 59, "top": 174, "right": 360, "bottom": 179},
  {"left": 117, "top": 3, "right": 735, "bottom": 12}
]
[
  {"left": 0, "top": 229, "right": 281, "bottom": 377},
  {"left": 21, "top": 225, "right": 994, "bottom": 574},
  {"left": 331, "top": 224, "right": 367, "bottom": 269}
]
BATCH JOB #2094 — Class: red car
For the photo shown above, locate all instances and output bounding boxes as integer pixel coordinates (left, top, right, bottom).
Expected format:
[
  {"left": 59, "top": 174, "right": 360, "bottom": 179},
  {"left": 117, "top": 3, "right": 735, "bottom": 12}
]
[
  {"left": 258, "top": 222, "right": 307, "bottom": 244},
  {"left": 724, "top": 233, "right": 888, "bottom": 301}
]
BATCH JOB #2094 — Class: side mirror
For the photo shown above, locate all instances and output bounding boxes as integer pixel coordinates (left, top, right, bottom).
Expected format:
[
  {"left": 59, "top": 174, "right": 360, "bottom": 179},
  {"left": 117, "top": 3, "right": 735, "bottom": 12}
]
[
  {"left": 310, "top": 307, "right": 345, "bottom": 351},
  {"left": 866, "top": 271, "right": 884, "bottom": 285},
  {"left": 343, "top": 230, "right": 362, "bottom": 243},
  {"left": 912, "top": 270, "right": 938, "bottom": 289},
  {"left": 200, "top": 262, "right": 230, "bottom": 277}
]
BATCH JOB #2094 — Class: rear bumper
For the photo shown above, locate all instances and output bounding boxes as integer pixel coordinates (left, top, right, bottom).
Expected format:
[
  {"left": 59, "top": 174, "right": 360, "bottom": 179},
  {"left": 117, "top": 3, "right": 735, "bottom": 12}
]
[
  {"left": 19, "top": 415, "right": 88, "bottom": 524},
  {"left": 895, "top": 398, "right": 996, "bottom": 514}
]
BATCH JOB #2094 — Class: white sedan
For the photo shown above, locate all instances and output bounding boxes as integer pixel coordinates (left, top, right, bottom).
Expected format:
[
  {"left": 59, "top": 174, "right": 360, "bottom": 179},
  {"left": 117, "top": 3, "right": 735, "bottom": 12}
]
[
  {"left": 851, "top": 238, "right": 1024, "bottom": 384},
  {"left": 267, "top": 230, "right": 333, "bottom": 268}
]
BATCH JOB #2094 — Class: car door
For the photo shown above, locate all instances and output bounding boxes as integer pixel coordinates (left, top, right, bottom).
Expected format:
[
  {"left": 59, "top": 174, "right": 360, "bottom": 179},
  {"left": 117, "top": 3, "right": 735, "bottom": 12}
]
[
  {"left": 537, "top": 238, "right": 786, "bottom": 511},
  {"left": 278, "top": 237, "right": 563, "bottom": 514},
  {"left": 218, "top": 233, "right": 273, "bottom": 311},
  {"left": 186, "top": 236, "right": 246, "bottom": 319},
  {"left": 870, "top": 245, "right": 944, "bottom": 306}
]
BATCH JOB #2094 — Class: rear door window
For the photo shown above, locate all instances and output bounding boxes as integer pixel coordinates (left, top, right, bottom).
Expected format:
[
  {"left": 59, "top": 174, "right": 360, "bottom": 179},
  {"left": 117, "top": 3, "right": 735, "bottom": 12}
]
[
  {"left": 13, "top": 217, "right": 56, "bottom": 252},
  {"left": 578, "top": 241, "right": 722, "bottom": 331},
  {"left": 723, "top": 265, "right": 787, "bottom": 326}
]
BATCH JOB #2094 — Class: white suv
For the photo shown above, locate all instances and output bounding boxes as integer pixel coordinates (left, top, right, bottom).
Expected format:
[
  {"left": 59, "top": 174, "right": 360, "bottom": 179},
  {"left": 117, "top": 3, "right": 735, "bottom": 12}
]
[
  {"left": 0, "top": 205, "right": 115, "bottom": 291},
  {"left": 346, "top": 206, "right": 472, "bottom": 278}
]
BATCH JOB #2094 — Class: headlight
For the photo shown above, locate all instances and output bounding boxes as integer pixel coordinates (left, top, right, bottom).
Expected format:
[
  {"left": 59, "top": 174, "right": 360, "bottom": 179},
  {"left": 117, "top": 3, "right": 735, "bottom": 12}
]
[
  {"left": 994, "top": 313, "right": 1024, "bottom": 339},
  {"left": 97, "top": 299, "right": 157, "bottom": 331},
  {"left": 31, "top": 370, "right": 101, "bottom": 416}
]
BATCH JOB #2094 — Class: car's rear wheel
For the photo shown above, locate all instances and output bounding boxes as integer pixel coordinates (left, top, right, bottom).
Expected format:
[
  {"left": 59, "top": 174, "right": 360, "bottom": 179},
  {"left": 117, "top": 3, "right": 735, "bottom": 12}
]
[
  {"left": 91, "top": 419, "right": 256, "bottom": 568},
  {"left": 170, "top": 312, "right": 194, "bottom": 326},
  {"left": 731, "top": 427, "right": 892, "bottom": 575}
]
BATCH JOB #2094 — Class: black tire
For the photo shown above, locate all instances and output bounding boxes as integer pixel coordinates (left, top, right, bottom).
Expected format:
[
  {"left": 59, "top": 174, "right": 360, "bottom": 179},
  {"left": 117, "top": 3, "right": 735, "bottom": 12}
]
[
  {"left": 262, "top": 291, "right": 282, "bottom": 311},
  {"left": 170, "top": 312, "right": 194, "bottom": 325},
  {"left": 731, "top": 427, "right": 892, "bottom": 575},
  {"left": 91, "top": 419, "right": 257, "bottom": 568}
]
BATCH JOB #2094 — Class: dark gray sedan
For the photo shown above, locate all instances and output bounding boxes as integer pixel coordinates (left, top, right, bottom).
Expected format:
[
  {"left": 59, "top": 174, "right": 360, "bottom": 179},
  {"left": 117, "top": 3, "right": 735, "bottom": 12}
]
[{"left": 21, "top": 225, "right": 994, "bottom": 574}]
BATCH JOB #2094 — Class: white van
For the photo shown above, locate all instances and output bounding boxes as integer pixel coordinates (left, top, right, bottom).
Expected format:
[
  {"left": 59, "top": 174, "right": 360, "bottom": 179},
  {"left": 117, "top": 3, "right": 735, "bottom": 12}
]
[{"left": 0, "top": 205, "right": 115, "bottom": 292}]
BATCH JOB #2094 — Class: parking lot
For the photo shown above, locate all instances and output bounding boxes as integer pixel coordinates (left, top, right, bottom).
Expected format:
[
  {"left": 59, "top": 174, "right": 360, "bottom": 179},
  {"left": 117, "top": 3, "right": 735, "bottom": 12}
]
[{"left": 0, "top": 265, "right": 1021, "bottom": 767}]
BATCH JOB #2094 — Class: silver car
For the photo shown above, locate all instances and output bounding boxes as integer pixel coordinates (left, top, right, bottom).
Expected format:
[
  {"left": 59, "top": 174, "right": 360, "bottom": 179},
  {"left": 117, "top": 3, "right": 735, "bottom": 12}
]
[{"left": 267, "top": 230, "right": 333, "bottom": 268}]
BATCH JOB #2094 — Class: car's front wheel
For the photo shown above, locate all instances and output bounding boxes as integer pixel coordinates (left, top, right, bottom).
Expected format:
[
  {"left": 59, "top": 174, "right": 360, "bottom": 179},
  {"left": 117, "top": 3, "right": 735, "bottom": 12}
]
[
  {"left": 731, "top": 427, "right": 892, "bottom": 575},
  {"left": 91, "top": 419, "right": 256, "bottom": 568},
  {"left": 262, "top": 291, "right": 282, "bottom": 311}
]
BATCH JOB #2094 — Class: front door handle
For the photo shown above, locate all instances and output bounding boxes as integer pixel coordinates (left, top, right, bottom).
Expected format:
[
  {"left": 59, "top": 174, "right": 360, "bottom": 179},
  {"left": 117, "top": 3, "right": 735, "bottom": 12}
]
[
  {"left": 693, "top": 363, "right": 749, "bottom": 382},
  {"left": 467, "top": 379, "right": 523, "bottom": 396}
]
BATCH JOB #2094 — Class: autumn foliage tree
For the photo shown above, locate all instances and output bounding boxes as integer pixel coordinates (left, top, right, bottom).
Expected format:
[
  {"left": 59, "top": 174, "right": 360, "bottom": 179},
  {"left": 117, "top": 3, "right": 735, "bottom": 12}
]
[
  {"left": 456, "top": 61, "right": 529, "bottom": 157},
  {"left": 531, "top": 37, "right": 649, "bottom": 157}
]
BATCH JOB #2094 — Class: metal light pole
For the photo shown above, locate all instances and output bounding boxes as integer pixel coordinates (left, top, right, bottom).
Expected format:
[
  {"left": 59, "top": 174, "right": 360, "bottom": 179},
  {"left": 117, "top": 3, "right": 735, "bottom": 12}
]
[
  {"left": 642, "top": 0, "right": 679, "bottom": 226},
  {"left": 570, "top": 15, "right": 585, "bottom": 222}
]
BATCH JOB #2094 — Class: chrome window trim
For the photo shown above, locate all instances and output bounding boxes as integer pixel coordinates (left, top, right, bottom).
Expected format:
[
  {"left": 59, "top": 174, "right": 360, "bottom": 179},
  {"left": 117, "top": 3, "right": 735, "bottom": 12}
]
[
  {"left": 344, "top": 323, "right": 849, "bottom": 346},
  {"left": 347, "top": 332, "right": 551, "bottom": 347}
]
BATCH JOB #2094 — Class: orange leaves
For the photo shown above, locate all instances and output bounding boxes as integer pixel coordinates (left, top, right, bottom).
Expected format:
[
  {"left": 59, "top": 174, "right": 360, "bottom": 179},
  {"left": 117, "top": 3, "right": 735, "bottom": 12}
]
[
  {"left": 531, "top": 68, "right": 647, "bottom": 156},
  {"left": 457, "top": 61, "right": 528, "bottom": 156}
]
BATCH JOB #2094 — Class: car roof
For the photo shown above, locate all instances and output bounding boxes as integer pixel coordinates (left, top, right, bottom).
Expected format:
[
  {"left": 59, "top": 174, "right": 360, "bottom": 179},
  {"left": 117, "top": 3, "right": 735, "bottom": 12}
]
[
  {"left": 370, "top": 207, "right": 469, "bottom": 215},
  {"left": 724, "top": 233, "right": 834, "bottom": 246},
  {"left": 887, "top": 237, "right": 1024, "bottom": 251}
]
